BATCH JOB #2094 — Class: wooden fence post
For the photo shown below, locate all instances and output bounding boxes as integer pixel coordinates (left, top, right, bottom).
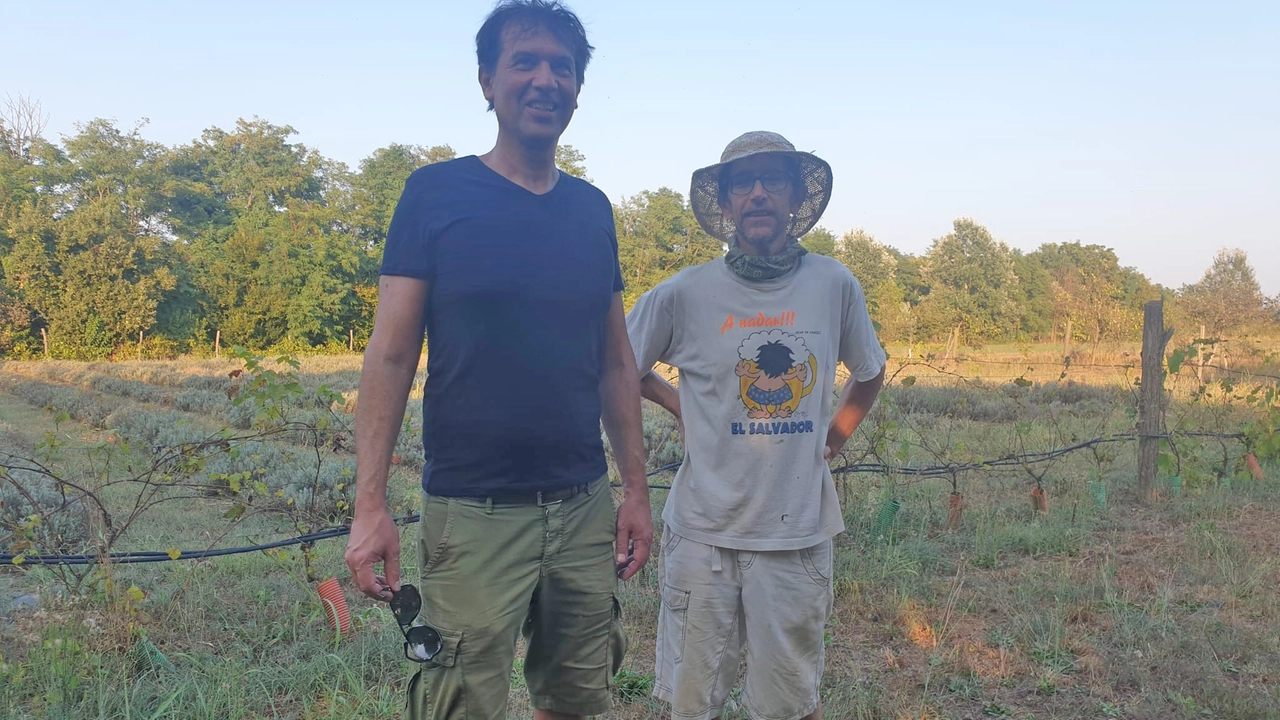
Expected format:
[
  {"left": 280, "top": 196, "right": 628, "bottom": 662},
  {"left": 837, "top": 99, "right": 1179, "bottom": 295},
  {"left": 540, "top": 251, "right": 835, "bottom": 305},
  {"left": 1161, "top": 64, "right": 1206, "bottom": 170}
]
[
  {"left": 138, "top": 330, "right": 143, "bottom": 362},
  {"left": 1063, "top": 318, "right": 1073, "bottom": 359},
  {"left": 215, "top": 329, "right": 221, "bottom": 359},
  {"left": 1197, "top": 324, "right": 1205, "bottom": 383},
  {"left": 40, "top": 327, "right": 49, "bottom": 357},
  {"left": 1137, "top": 300, "right": 1174, "bottom": 502}
]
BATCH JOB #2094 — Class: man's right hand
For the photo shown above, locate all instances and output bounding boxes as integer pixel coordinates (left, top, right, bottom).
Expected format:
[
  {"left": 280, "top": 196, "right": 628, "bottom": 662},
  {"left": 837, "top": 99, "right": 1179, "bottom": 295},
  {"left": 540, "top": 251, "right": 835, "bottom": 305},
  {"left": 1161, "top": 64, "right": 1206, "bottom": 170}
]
[{"left": 345, "top": 508, "right": 402, "bottom": 601}]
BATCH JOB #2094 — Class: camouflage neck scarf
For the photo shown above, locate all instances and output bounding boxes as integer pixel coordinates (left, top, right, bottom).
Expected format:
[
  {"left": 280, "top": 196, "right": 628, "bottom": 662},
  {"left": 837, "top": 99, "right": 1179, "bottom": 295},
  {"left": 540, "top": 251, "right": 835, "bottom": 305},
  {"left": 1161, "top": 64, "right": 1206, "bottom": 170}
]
[{"left": 724, "top": 238, "right": 808, "bottom": 281}]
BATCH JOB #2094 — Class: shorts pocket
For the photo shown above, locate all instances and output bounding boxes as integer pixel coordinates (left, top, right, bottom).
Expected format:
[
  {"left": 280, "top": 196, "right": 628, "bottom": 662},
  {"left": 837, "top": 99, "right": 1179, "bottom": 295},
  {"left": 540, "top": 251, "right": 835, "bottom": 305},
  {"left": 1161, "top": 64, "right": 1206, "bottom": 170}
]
[
  {"left": 800, "top": 540, "right": 832, "bottom": 586},
  {"left": 661, "top": 527, "right": 682, "bottom": 557},
  {"left": 405, "top": 627, "right": 464, "bottom": 719},
  {"left": 607, "top": 594, "right": 627, "bottom": 682},
  {"left": 660, "top": 583, "right": 691, "bottom": 664},
  {"left": 419, "top": 496, "right": 455, "bottom": 576},
  {"left": 422, "top": 625, "right": 463, "bottom": 669}
]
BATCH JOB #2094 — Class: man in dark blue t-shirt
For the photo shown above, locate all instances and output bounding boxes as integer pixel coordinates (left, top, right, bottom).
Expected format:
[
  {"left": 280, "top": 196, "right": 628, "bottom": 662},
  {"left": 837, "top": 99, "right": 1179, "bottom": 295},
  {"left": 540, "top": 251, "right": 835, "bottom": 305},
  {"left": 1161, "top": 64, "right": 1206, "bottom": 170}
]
[{"left": 343, "top": 2, "right": 653, "bottom": 718}]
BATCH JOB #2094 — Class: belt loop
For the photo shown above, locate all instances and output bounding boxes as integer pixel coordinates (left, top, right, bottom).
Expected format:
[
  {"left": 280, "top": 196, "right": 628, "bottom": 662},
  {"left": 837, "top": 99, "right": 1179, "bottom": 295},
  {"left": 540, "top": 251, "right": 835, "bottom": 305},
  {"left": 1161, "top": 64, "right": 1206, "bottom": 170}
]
[
  {"left": 711, "top": 546, "right": 723, "bottom": 573},
  {"left": 485, "top": 497, "right": 493, "bottom": 515}
]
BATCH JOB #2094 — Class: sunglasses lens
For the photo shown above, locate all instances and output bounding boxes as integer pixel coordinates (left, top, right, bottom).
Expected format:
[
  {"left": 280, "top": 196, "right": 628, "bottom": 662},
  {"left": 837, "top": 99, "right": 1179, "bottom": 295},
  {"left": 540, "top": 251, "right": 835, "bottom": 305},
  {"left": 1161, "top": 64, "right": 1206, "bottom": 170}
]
[
  {"left": 406, "top": 625, "right": 443, "bottom": 661},
  {"left": 389, "top": 584, "right": 422, "bottom": 625}
]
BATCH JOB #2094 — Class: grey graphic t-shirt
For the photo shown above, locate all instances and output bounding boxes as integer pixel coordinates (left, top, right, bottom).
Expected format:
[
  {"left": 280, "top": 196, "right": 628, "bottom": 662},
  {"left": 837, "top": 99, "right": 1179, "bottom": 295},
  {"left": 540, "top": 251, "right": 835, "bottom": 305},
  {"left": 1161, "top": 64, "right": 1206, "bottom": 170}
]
[{"left": 627, "top": 255, "right": 886, "bottom": 551}]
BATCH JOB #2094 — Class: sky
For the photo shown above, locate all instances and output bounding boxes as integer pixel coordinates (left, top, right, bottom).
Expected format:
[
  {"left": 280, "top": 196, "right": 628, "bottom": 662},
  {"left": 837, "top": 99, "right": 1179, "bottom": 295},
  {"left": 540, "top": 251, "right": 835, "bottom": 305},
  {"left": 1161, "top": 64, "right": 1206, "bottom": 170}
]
[{"left": 6, "top": 0, "right": 1279, "bottom": 294}]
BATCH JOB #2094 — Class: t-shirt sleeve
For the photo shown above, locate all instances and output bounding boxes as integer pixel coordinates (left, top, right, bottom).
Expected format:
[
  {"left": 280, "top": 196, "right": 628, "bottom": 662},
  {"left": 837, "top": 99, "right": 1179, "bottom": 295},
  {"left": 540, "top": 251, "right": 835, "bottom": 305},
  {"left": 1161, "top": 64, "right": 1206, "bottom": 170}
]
[
  {"left": 605, "top": 196, "right": 624, "bottom": 293},
  {"left": 625, "top": 281, "right": 675, "bottom": 373},
  {"left": 379, "top": 170, "right": 433, "bottom": 279},
  {"left": 839, "top": 271, "right": 888, "bottom": 382}
]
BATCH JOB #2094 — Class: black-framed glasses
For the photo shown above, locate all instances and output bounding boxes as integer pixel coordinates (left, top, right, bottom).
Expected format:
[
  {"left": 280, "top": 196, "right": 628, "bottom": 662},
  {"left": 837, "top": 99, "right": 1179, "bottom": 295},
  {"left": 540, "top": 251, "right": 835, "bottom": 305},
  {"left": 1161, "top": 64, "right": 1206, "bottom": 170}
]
[
  {"left": 728, "top": 173, "right": 790, "bottom": 196},
  {"left": 388, "top": 584, "right": 444, "bottom": 663}
]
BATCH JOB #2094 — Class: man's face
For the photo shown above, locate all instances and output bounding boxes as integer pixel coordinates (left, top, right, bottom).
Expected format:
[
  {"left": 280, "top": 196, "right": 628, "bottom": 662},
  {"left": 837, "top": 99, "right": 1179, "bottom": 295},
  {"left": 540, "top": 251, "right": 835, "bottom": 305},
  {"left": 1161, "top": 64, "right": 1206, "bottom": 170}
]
[
  {"left": 719, "top": 154, "right": 802, "bottom": 255},
  {"left": 480, "top": 23, "right": 580, "bottom": 149}
]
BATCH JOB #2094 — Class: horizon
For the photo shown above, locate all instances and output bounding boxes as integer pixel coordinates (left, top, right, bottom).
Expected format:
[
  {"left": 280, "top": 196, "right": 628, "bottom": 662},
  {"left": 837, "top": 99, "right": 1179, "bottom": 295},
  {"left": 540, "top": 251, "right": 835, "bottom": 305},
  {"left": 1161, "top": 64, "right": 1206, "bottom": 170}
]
[{"left": 4, "top": 0, "right": 1278, "bottom": 294}]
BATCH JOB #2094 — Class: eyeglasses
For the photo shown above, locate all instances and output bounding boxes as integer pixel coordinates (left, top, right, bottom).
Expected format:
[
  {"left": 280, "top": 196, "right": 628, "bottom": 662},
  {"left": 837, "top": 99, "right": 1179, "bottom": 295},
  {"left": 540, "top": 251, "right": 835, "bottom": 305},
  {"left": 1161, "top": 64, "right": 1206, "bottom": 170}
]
[
  {"left": 728, "top": 173, "right": 791, "bottom": 196},
  {"left": 388, "top": 584, "right": 444, "bottom": 663}
]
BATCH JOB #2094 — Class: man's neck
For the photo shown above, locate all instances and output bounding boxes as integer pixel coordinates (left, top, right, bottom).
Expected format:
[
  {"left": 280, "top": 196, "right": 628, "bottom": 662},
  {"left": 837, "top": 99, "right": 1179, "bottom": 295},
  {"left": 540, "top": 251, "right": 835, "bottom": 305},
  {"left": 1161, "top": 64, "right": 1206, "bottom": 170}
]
[
  {"left": 734, "top": 234, "right": 790, "bottom": 257},
  {"left": 480, "top": 133, "right": 560, "bottom": 195}
]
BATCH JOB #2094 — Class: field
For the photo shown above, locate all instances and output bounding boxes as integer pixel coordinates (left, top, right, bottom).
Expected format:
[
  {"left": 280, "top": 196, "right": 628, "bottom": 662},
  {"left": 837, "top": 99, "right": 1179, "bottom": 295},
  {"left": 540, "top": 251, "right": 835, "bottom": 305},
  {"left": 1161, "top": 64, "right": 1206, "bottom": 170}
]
[{"left": 2, "top": 343, "right": 1279, "bottom": 720}]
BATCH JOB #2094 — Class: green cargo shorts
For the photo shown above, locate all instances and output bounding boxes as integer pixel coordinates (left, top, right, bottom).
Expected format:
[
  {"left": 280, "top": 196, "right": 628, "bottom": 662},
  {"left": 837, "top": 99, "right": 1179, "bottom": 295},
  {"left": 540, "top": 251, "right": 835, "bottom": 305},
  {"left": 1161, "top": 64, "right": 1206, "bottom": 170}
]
[{"left": 405, "top": 476, "right": 626, "bottom": 719}]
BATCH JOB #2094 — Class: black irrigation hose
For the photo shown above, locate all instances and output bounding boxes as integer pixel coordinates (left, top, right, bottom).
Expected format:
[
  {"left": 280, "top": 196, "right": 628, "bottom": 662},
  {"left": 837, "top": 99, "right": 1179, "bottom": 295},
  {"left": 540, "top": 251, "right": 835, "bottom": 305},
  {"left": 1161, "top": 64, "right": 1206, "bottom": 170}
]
[{"left": 0, "top": 431, "right": 1248, "bottom": 567}]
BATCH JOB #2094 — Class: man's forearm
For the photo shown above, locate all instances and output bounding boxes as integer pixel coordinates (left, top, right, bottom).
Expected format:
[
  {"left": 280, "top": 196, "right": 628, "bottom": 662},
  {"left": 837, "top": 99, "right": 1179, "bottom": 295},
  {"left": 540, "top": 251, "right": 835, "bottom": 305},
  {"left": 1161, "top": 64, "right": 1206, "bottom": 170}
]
[
  {"left": 640, "top": 370, "right": 680, "bottom": 419},
  {"left": 825, "top": 366, "right": 886, "bottom": 454},
  {"left": 354, "top": 351, "right": 420, "bottom": 515}
]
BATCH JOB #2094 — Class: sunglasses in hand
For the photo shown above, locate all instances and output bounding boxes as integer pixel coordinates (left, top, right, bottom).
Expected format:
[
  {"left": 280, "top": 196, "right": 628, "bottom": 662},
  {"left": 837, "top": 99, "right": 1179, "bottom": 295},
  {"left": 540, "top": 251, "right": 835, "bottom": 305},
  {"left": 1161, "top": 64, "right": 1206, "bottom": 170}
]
[{"left": 387, "top": 584, "right": 444, "bottom": 663}]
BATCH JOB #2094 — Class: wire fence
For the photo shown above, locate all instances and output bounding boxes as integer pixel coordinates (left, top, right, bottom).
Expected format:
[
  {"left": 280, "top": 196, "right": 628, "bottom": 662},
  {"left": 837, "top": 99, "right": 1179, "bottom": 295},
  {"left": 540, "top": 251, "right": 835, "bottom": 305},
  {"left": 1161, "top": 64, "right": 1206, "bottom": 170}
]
[{"left": 1, "top": 429, "right": 1248, "bottom": 567}]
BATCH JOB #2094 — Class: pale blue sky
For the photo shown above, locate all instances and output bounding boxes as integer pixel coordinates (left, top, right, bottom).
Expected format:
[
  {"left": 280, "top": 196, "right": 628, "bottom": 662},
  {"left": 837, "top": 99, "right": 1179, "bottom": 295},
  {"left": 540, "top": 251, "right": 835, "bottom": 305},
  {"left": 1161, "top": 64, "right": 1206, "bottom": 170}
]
[{"left": 6, "top": 0, "right": 1279, "bottom": 294}]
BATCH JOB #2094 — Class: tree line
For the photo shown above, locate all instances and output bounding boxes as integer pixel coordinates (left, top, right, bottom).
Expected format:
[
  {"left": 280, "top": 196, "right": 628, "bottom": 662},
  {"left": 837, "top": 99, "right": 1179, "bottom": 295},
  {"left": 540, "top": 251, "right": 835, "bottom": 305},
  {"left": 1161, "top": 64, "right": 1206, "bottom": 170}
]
[{"left": 1, "top": 100, "right": 1277, "bottom": 360}]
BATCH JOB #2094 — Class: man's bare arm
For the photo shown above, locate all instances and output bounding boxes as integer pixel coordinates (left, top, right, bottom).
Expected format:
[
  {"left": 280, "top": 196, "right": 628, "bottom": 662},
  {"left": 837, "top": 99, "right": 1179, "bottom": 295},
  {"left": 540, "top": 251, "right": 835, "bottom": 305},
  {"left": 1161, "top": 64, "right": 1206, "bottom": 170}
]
[
  {"left": 824, "top": 364, "right": 886, "bottom": 460},
  {"left": 599, "top": 293, "right": 654, "bottom": 581},
  {"left": 640, "top": 370, "right": 680, "bottom": 418},
  {"left": 345, "top": 275, "right": 429, "bottom": 600}
]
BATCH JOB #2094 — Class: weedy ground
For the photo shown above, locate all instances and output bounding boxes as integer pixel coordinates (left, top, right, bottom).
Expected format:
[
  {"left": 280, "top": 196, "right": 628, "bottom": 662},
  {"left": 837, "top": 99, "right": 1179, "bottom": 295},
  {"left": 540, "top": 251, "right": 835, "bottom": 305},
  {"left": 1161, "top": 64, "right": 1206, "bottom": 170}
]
[{"left": 1, "top": 344, "right": 1278, "bottom": 719}]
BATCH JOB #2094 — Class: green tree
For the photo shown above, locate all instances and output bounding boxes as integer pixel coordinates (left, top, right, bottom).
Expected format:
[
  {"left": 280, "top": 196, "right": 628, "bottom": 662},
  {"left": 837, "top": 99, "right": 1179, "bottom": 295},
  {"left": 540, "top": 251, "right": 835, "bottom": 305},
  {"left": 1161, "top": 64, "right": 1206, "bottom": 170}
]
[
  {"left": 1, "top": 119, "right": 178, "bottom": 358},
  {"left": 0, "top": 97, "right": 60, "bottom": 355},
  {"left": 917, "top": 218, "right": 1020, "bottom": 345},
  {"left": 1030, "top": 241, "right": 1135, "bottom": 355},
  {"left": 1179, "top": 248, "right": 1270, "bottom": 337},
  {"left": 1010, "top": 249, "right": 1054, "bottom": 341},
  {"left": 799, "top": 226, "right": 836, "bottom": 256},
  {"left": 614, "top": 187, "right": 723, "bottom": 308},
  {"left": 888, "top": 248, "right": 927, "bottom": 306},
  {"left": 555, "top": 144, "right": 589, "bottom": 181},
  {"left": 176, "top": 118, "right": 362, "bottom": 349},
  {"left": 832, "top": 229, "right": 905, "bottom": 341}
]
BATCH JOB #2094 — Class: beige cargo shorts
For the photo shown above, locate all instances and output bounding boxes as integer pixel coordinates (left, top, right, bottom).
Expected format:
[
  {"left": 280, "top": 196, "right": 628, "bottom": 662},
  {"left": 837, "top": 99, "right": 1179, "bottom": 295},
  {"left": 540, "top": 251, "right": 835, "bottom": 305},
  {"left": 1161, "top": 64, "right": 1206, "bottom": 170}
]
[{"left": 654, "top": 525, "right": 834, "bottom": 720}]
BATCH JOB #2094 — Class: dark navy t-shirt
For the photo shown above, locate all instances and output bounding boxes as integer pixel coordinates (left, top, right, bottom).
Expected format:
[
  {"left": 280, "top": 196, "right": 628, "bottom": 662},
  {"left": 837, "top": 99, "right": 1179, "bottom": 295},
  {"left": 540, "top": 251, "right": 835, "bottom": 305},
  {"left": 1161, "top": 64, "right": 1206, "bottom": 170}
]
[{"left": 379, "top": 155, "right": 623, "bottom": 497}]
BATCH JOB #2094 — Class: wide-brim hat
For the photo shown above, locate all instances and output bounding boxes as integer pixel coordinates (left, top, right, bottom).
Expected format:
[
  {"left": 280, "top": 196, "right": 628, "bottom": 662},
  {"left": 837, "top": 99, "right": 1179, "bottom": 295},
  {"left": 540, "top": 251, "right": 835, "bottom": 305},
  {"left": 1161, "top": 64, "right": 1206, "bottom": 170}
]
[{"left": 690, "top": 131, "right": 833, "bottom": 244}]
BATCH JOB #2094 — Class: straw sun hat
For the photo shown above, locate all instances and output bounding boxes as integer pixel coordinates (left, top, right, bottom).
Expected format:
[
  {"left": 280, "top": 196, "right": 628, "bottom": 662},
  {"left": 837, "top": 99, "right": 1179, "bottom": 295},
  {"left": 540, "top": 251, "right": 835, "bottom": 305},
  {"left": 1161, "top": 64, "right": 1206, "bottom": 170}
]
[{"left": 689, "top": 131, "right": 833, "bottom": 244}]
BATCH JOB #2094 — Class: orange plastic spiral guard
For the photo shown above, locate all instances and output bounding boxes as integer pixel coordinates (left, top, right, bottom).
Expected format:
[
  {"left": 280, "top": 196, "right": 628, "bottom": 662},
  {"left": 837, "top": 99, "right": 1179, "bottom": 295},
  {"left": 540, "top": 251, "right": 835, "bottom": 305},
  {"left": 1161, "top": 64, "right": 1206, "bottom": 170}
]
[
  {"left": 1031, "top": 486, "right": 1049, "bottom": 515},
  {"left": 1245, "top": 453, "right": 1264, "bottom": 481},
  {"left": 317, "top": 577, "right": 351, "bottom": 637}
]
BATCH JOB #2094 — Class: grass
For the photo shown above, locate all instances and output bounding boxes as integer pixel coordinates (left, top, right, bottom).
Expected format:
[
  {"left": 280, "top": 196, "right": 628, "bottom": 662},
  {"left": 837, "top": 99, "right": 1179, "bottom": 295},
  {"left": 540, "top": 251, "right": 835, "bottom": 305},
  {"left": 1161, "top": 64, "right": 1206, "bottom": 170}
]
[{"left": 2, "top": 345, "right": 1280, "bottom": 719}]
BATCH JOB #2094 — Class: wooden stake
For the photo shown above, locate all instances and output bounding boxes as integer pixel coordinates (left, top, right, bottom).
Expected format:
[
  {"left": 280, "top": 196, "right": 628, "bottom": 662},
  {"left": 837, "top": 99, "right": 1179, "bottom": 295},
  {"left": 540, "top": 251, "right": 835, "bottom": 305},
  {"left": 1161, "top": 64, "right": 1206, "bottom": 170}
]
[
  {"left": 1197, "top": 324, "right": 1205, "bottom": 383},
  {"left": 1137, "top": 300, "right": 1174, "bottom": 503},
  {"left": 1063, "top": 318, "right": 1073, "bottom": 359},
  {"left": 41, "top": 327, "right": 49, "bottom": 357},
  {"left": 138, "top": 330, "right": 143, "bottom": 361},
  {"left": 349, "top": 328, "right": 354, "bottom": 352},
  {"left": 215, "top": 329, "right": 220, "bottom": 359}
]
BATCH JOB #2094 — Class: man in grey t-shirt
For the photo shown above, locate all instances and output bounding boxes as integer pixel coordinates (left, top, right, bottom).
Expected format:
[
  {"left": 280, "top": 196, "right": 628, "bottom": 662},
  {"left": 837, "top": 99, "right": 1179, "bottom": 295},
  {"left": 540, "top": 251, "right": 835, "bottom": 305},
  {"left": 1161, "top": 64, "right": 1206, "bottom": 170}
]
[{"left": 626, "top": 131, "right": 886, "bottom": 720}]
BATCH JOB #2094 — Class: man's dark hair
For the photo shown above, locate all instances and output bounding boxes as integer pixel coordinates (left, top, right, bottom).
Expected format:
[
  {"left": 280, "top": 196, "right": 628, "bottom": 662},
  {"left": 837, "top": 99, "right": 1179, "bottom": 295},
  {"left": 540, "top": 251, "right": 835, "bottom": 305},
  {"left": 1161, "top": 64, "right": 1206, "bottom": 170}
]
[
  {"left": 754, "top": 341, "right": 796, "bottom": 378},
  {"left": 476, "top": 0, "right": 594, "bottom": 109}
]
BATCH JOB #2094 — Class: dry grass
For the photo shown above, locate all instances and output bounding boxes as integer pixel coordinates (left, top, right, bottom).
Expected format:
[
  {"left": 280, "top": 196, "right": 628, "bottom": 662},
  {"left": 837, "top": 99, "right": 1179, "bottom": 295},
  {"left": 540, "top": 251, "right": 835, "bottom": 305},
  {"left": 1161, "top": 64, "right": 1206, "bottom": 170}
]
[{"left": 1, "top": 345, "right": 1278, "bottom": 719}]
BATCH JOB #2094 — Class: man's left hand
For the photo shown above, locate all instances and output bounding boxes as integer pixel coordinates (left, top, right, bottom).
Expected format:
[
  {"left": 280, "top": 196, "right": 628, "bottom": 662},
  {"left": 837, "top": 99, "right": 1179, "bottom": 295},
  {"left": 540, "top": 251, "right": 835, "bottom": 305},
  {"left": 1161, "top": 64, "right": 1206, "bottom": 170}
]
[{"left": 614, "top": 493, "right": 654, "bottom": 581}]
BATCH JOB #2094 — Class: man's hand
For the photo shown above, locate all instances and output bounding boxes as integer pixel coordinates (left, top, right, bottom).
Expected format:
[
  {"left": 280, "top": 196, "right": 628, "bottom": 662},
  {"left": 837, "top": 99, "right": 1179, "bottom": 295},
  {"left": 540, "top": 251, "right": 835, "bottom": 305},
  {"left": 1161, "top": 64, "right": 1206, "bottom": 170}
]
[
  {"left": 345, "top": 508, "right": 402, "bottom": 601},
  {"left": 614, "top": 493, "right": 654, "bottom": 581},
  {"left": 824, "top": 365, "right": 886, "bottom": 466}
]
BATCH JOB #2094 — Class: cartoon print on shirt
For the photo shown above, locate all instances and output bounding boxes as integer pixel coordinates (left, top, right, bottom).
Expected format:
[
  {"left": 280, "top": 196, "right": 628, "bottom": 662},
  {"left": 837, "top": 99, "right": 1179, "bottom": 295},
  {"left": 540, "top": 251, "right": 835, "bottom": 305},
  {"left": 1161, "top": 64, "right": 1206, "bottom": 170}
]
[{"left": 735, "top": 330, "right": 818, "bottom": 419}]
